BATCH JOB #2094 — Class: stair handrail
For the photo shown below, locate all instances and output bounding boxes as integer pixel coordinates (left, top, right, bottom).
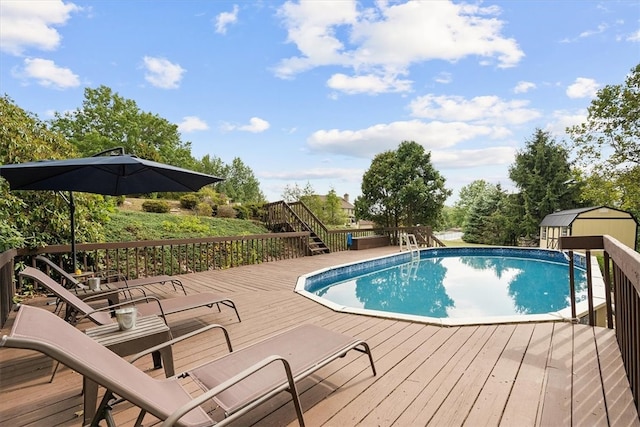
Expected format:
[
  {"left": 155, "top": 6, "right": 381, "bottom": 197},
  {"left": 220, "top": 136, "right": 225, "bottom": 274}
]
[
  {"left": 264, "top": 201, "right": 312, "bottom": 233},
  {"left": 288, "top": 201, "right": 330, "bottom": 242},
  {"left": 264, "top": 201, "right": 330, "bottom": 254},
  {"left": 414, "top": 228, "right": 445, "bottom": 248}
]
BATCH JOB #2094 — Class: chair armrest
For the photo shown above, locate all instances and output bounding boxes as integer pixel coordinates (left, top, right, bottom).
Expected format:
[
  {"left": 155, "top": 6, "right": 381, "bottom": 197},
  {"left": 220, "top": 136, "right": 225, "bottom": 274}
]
[
  {"left": 161, "top": 355, "right": 299, "bottom": 427},
  {"left": 128, "top": 323, "right": 233, "bottom": 364},
  {"left": 79, "top": 296, "right": 168, "bottom": 325},
  {"left": 81, "top": 286, "right": 147, "bottom": 302},
  {"left": 96, "top": 270, "right": 127, "bottom": 282}
]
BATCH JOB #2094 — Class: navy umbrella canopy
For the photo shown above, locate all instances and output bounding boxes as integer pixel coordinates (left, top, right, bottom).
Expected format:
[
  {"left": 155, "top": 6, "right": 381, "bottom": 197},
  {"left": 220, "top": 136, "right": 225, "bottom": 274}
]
[
  {"left": 0, "top": 152, "right": 222, "bottom": 195},
  {"left": 0, "top": 148, "right": 224, "bottom": 269}
]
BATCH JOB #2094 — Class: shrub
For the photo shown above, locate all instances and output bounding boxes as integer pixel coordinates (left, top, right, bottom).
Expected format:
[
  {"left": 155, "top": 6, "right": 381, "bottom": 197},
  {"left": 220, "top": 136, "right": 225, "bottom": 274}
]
[
  {"left": 216, "top": 205, "right": 237, "bottom": 218},
  {"left": 199, "top": 187, "right": 228, "bottom": 206},
  {"left": 179, "top": 194, "right": 199, "bottom": 209},
  {"left": 195, "top": 202, "right": 213, "bottom": 217},
  {"left": 235, "top": 204, "right": 250, "bottom": 220},
  {"left": 142, "top": 200, "right": 170, "bottom": 213},
  {"left": 247, "top": 202, "right": 266, "bottom": 220}
]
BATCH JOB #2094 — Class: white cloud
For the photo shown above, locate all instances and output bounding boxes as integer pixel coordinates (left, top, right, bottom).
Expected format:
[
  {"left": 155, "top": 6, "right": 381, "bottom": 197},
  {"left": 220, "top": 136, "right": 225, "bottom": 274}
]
[
  {"left": 326, "top": 72, "right": 412, "bottom": 94},
  {"left": 434, "top": 72, "right": 453, "bottom": 84},
  {"left": 431, "top": 147, "right": 517, "bottom": 169},
  {"left": 513, "top": 81, "right": 536, "bottom": 93},
  {"left": 260, "top": 167, "right": 363, "bottom": 181},
  {"left": 409, "top": 94, "right": 541, "bottom": 125},
  {"left": 178, "top": 116, "right": 209, "bottom": 132},
  {"left": 308, "top": 120, "right": 502, "bottom": 158},
  {"left": 566, "top": 77, "right": 599, "bottom": 99},
  {"left": 142, "top": 56, "right": 185, "bottom": 89},
  {"left": 578, "top": 23, "right": 608, "bottom": 39},
  {"left": 221, "top": 117, "right": 270, "bottom": 133},
  {"left": 16, "top": 58, "right": 80, "bottom": 89},
  {"left": 0, "top": 0, "right": 80, "bottom": 55},
  {"left": 215, "top": 5, "right": 239, "bottom": 35},
  {"left": 275, "top": 1, "right": 523, "bottom": 94},
  {"left": 545, "top": 109, "right": 587, "bottom": 135},
  {"left": 627, "top": 29, "right": 640, "bottom": 42}
]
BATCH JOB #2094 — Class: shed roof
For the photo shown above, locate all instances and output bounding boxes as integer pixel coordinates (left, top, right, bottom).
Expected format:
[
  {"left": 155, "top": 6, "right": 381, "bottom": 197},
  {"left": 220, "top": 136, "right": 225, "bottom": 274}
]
[
  {"left": 540, "top": 207, "right": 594, "bottom": 227},
  {"left": 539, "top": 206, "right": 636, "bottom": 227}
]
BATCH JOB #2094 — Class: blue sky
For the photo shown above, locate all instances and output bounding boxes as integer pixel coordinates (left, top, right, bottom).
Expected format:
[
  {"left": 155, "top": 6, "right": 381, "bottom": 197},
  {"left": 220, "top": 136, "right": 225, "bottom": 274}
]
[{"left": 1, "top": 1, "right": 638, "bottom": 204}]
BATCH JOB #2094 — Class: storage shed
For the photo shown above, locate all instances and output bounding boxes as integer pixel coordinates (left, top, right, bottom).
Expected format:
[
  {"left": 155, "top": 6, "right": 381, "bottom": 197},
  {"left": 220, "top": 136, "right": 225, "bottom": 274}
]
[{"left": 539, "top": 206, "right": 638, "bottom": 250}]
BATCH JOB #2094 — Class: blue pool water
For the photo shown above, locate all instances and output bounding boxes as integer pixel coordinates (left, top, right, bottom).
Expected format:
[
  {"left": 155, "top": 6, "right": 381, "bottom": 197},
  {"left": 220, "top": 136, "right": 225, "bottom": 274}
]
[{"left": 300, "top": 247, "right": 589, "bottom": 321}]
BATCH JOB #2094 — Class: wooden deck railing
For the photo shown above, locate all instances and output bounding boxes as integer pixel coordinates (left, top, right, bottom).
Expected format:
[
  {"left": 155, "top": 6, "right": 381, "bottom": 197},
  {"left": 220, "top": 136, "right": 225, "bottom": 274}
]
[
  {"left": 0, "top": 232, "right": 310, "bottom": 327},
  {"left": 561, "top": 235, "right": 640, "bottom": 413},
  {"left": 23, "top": 232, "right": 310, "bottom": 277},
  {"left": 0, "top": 249, "right": 17, "bottom": 329}
]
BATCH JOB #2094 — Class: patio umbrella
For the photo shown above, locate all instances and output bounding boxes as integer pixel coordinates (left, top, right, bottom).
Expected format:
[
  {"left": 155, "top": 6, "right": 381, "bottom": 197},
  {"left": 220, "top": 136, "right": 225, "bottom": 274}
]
[{"left": 0, "top": 147, "right": 223, "bottom": 270}]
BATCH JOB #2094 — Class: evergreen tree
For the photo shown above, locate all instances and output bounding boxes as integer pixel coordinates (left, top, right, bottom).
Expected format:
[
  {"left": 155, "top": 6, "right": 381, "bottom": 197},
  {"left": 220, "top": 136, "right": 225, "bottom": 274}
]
[{"left": 509, "top": 129, "right": 582, "bottom": 238}]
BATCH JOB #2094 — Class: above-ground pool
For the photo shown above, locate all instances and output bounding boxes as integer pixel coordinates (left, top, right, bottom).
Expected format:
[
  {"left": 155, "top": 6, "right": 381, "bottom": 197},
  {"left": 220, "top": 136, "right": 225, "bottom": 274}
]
[{"left": 295, "top": 247, "right": 606, "bottom": 326}]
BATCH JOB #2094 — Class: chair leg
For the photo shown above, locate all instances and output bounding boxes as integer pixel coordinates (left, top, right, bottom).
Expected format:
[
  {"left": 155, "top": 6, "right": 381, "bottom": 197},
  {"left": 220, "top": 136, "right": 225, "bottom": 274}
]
[
  {"left": 91, "top": 391, "right": 115, "bottom": 427},
  {"left": 133, "top": 409, "right": 147, "bottom": 427},
  {"left": 49, "top": 361, "right": 60, "bottom": 383},
  {"left": 280, "top": 359, "right": 305, "bottom": 427}
]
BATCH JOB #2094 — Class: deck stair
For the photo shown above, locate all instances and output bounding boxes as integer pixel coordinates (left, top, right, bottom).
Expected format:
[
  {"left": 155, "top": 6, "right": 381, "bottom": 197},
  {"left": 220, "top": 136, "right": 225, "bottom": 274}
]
[
  {"left": 264, "top": 201, "right": 330, "bottom": 255},
  {"left": 414, "top": 228, "right": 446, "bottom": 248}
]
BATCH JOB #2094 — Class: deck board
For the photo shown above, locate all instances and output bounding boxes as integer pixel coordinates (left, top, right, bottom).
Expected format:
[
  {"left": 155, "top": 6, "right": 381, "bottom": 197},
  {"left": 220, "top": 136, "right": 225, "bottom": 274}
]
[
  {"left": 465, "top": 322, "right": 533, "bottom": 426},
  {"left": 1, "top": 247, "right": 638, "bottom": 426}
]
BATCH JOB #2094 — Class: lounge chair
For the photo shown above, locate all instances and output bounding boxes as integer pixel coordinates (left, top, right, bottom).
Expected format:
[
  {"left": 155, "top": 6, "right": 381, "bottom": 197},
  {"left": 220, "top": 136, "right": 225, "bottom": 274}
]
[
  {"left": 1, "top": 305, "right": 377, "bottom": 426},
  {"left": 20, "top": 266, "right": 241, "bottom": 325},
  {"left": 36, "top": 255, "right": 187, "bottom": 297}
]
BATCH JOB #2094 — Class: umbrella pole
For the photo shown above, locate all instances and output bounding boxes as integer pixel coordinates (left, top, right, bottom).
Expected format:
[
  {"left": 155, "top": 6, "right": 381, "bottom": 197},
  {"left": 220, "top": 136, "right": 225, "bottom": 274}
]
[
  {"left": 58, "top": 191, "right": 78, "bottom": 272},
  {"left": 70, "top": 192, "right": 77, "bottom": 272}
]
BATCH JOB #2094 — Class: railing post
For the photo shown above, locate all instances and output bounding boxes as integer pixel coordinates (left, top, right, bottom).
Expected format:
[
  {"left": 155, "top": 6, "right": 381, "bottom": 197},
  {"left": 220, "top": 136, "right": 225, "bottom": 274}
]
[
  {"left": 585, "top": 250, "right": 595, "bottom": 326},
  {"left": 603, "top": 251, "right": 614, "bottom": 329},
  {"left": 568, "top": 250, "right": 577, "bottom": 320}
]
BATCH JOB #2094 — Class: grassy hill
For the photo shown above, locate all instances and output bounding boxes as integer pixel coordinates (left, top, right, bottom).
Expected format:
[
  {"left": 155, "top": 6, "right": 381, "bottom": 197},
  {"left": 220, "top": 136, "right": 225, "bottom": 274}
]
[{"left": 103, "top": 198, "right": 268, "bottom": 242}]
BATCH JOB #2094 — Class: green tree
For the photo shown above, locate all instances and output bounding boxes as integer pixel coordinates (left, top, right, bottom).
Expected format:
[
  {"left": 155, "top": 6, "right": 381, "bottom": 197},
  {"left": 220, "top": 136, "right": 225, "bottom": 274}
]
[
  {"left": 281, "top": 182, "right": 347, "bottom": 225},
  {"left": 509, "top": 129, "right": 583, "bottom": 238},
  {"left": 196, "top": 155, "right": 265, "bottom": 204},
  {"left": 355, "top": 141, "right": 451, "bottom": 227},
  {"left": 282, "top": 181, "right": 315, "bottom": 203},
  {"left": 462, "top": 184, "right": 520, "bottom": 245},
  {"left": 216, "top": 157, "right": 265, "bottom": 204},
  {"left": 323, "top": 188, "right": 348, "bottom": 226},
  {"left": 568, "top": 63, "right": 640, "bottom": 223},
  {"left": 0, "top": 95, "right": 109, "bottom": 251},
  {"left": 50, "top": 85, "right": 194, "bottom": 168},
  {"left": 282, "top": 181, "right": 323, "bottom": 217},
  {"left": 569, "top": 63, "right": 640, "bottom": 168},
  {"left": 452, "top": 180, "right": 492, "bottom": 229},
  {"left": 198, "top": 154, "right": 226, "bottom": 177}
]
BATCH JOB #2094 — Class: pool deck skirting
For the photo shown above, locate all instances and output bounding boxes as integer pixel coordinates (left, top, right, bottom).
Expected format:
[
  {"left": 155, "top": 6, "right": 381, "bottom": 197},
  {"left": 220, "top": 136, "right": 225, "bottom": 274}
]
[{"left": 0, "top": 247, "right": 638, "bottom": 426}]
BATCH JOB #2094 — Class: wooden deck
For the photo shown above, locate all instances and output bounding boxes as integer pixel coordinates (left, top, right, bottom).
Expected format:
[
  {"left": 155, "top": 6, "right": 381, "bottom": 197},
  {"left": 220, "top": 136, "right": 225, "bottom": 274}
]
[{"left": 1, "top": 247, "right": 638, "bottom": 426}]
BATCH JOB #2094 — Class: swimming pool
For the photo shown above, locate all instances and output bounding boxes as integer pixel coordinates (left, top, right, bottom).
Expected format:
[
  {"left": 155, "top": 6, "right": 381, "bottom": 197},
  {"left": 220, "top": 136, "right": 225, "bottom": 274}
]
[{"left": 295, "top": 247, "right": 607, "bottom": 326}]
